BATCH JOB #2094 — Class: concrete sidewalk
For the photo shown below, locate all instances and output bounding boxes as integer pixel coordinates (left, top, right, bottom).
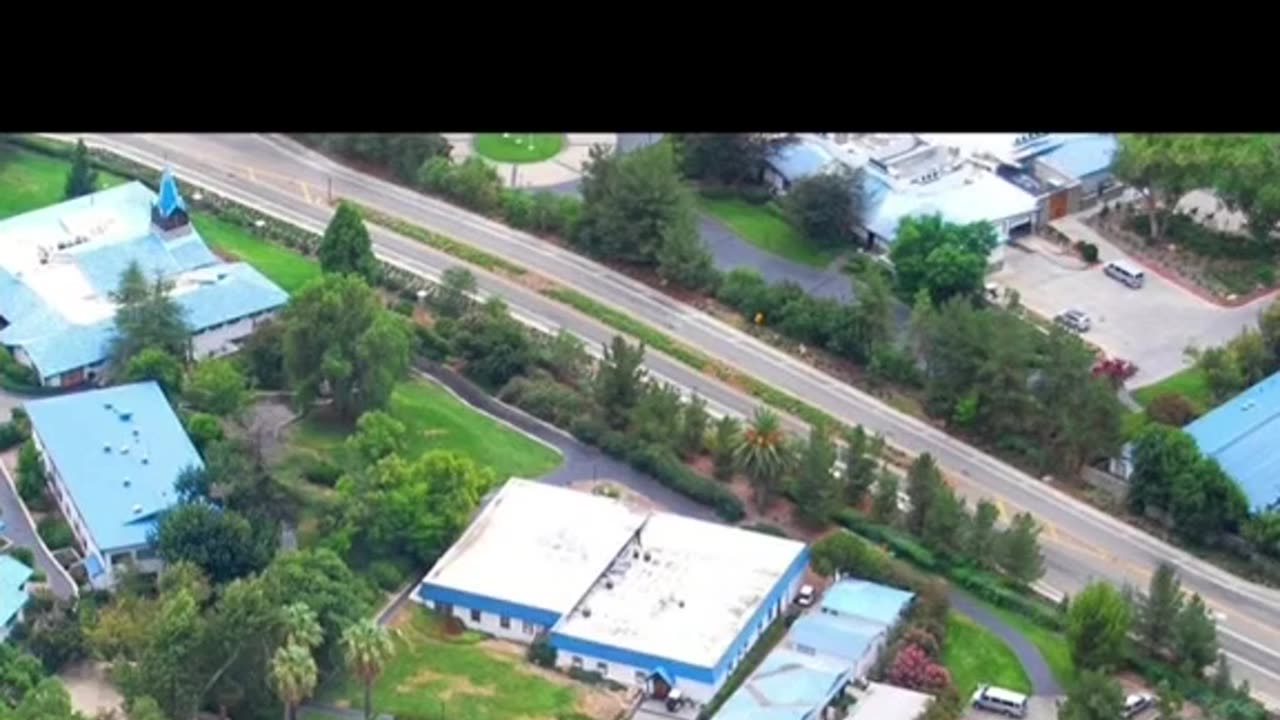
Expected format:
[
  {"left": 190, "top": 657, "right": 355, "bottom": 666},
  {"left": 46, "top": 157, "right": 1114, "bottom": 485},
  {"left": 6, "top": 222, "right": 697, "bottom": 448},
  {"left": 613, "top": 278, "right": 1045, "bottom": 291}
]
[
  {"left": 447, "top": 133, "right": 614, "bottom": 191},
  {"left": 0, "top": 451, "right": 77, "bottom": 599}
]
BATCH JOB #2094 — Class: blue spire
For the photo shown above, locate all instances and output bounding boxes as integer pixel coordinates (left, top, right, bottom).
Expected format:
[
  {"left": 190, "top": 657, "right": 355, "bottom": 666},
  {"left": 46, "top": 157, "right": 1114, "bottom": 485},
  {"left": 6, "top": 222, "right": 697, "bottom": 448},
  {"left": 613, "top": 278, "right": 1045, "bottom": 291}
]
[{"left": 155, "top": 168, "right": 186, "bottom": 218}]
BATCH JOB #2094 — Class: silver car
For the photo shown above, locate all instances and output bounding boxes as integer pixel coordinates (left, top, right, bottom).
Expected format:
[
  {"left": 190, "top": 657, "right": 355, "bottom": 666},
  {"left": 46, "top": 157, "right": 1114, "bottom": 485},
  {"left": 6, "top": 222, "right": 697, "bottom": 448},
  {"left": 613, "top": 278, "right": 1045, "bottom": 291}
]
[{"left": 1054, "top": 308, "right": 1092, "bottom": 333}]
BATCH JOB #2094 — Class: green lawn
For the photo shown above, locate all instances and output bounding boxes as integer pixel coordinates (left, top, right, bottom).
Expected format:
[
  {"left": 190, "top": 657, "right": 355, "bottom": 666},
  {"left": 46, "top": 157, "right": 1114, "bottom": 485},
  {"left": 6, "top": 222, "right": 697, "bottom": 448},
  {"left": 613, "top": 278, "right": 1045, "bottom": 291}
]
[
  {"left": 1132, "top": 365, "right": 1211, "bottom": 411},
  {"left": 472, "top": 133, "right": 565, "bottom": 163},
  {"left": 0, "top": 145, "right": 125, "bottom": 220},
  {"left": 320, "top": 608, "right": 583, "bottom": 720},
  {"left": 972, "top": 597, "right": 1076, "bottom": 690},
  {"left": 942, "top": 613, "right": 1032, "bottom": 698},
  {"left": 697, "top": 195, "right": 841, "bottom": 268},
  {"left": 293, "top": 378, "right": 562, "bottom": 480},
  {"left": 192, "top": 215, "right": 321, "bottom": 294}
]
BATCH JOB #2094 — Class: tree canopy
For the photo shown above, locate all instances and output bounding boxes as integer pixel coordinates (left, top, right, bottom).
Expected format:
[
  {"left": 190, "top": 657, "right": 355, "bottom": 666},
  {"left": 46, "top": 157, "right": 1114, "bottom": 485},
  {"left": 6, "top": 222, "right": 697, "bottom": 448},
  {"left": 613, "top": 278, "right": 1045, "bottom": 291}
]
[
  {"left": 281, "top": 274, "right": 411, "bottom": 421},
  {"left": 109, "top": 262, "right": 191, "bottom": 372},
  {"left": 1067, "top": 581, "right": 1132, "bottom": 671},
  {"left": 783, "top": 168, "right": 865, "bottom": 247},
  {"left": 64, "top": 139, "right": 97, "bottom": 200},
  {"left": 671, "top": 133, "right": 780, "bottom": 187},
  {"left": 890, "top": 215, "right": 998, "bottom": 304},
  {"left": 318, "top": 201, "right": 379, "bottom": 284},
  {"left": 152, "top": 503, "right": 276, "bottom": 585},
  {"left": 184, "top": 358, "right": 251, "bottom": 418}
]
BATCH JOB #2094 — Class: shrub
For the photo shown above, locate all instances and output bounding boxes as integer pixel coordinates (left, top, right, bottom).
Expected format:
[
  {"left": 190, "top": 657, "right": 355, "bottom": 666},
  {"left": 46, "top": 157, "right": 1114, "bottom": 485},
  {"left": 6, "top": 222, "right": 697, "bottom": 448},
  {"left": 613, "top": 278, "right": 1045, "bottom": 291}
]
[
  {"left": 1147, "top": 392, "right": 1200, "bottom": 426},
  {"left": 367, "top": 560, "right": 405, "bottom": 592},
  {"left": 302, "top": 456, "right": 342, "bottom": 488},
  {"left": 949, "top": 565, "right": 1064, "bottom": 631},
  {"left": 835, "top": 510, "right": 940, "bottom": 571},
  {"left": 16, "top": 440, "right": 46, "bottom": 504},
  {"left": 500, "top": 188, "right": 536, "bottom": 230},
  {"left": 1080, "top": 242, "right": 1100, "bottom": 264},
  {"left": 1255, "top": 265, "right": 1276, "bottom": 288},
  {"left": 185, "top": 412, "right": 224, "bottom": 453},
  {"left": 886, "top": 643, "right": 951, "bottom": 693},
  {"left": 624, "top": 443, "right": 745, "bottom": 522},
  {"left": 37, "top": 518, "right": 74, "bottom": 551},
  {"left": 499, "top": 376, "right": 593, "bottom": 429},
  {"left": 7, "top": 547, "right": 35, "bottom": 568},
  {"left": 0, "top": 422, "right": 23, "bottom": 451},
  {"left": 869, "top": 345, "right": 924, "bottom": 388},
  {"left": 527, "top": 637, "right": 557, "bottom": 668},
  {"left": 412, "top": 325, "right": 452, "bottom": 361},
  {"left": 392, "top": 299, "right": 416, "bottom": 317}
]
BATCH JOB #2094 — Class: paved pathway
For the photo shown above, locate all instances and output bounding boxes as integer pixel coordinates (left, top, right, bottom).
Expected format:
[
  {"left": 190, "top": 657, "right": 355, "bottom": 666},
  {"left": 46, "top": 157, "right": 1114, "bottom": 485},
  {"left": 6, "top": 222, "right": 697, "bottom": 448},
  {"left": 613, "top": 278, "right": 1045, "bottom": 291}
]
[
  {"left": 699, "top": 215, "right": 859, "bottom": 302},
  {"left": 0, "top": 452, "right": 76, "bottom": 598},
  {"left": 948, "top": 590, "right": 1063, "bottom": 696}
]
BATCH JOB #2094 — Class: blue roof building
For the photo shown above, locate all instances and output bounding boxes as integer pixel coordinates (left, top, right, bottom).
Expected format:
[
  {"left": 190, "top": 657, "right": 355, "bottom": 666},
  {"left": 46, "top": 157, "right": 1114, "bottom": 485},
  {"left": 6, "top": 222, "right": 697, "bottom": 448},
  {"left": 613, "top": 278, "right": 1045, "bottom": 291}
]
[
  {"left": 0, "top": 556, "right": 34, "bottom": 639},
  {"left": 763, "top": 139, "right": 840, "bottom": 191},
  {"left": 1184, "top": 370, "right": 1280, "bottom": 511},
  {"left": 24, "top": 381, "right": 203, "bottom": 588},
  {"left": 0, "top": 177, "right": 287, "bottom": 387},
  {"left": 819, "top": 579, "right": 916, "bottom": 626},
  {"left": 716, "top": 648, "right": 852, "bottom": 720},
  {"left": 1035, "top": 134, "right": 1119, "bottom": 182}
]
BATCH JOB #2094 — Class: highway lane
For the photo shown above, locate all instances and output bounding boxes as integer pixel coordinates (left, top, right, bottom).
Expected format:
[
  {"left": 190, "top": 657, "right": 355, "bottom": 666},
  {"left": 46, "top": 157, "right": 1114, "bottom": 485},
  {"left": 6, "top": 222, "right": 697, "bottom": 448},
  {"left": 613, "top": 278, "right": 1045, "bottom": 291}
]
[{"left": 74, "top": 133, "right": 1280, "bottom": 704}]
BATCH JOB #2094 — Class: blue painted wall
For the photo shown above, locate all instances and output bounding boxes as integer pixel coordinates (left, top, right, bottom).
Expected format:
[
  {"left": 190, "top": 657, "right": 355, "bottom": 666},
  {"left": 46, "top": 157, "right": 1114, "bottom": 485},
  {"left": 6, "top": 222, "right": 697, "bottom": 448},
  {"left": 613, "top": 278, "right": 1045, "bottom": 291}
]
[
  {"left": 417, "top": 583, "right": 561, "bottom": 628},
  {"left": 710, "top": 546, "right": 810, "bottom": 681}
]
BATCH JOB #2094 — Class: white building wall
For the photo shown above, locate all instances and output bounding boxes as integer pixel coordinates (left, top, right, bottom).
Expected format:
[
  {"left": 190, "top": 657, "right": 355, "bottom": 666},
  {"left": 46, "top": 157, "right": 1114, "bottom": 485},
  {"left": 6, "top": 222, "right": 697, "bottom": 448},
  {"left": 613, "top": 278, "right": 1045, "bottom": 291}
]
[
  {"left": 415, "top": 597, "right": 547, "bottom": 645},
  {"left": 552, "top": 651, "right": 722, "bottom": 703},
  {"left": 191, "top": 311, "right": 275, "bottom": 361}
]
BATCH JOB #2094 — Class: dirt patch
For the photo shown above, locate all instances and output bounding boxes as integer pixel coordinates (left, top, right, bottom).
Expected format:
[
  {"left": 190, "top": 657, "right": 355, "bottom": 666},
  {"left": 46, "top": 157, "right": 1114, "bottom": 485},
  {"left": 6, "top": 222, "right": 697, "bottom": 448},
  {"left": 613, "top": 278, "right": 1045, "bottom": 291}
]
[
  {"left": 480, "top": 639, "right": 631, "bottom": 720},
  {"left": 58, "top": 660, "right": 123, "bottom": 718},
  {"left": 396, "top": 667, "right": 497, "bottom": 700}
]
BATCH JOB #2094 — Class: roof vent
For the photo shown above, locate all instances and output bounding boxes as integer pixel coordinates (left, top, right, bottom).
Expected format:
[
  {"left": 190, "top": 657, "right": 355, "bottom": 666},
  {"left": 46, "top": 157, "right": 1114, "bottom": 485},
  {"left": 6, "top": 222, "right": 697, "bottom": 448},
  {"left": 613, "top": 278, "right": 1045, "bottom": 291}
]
[
  {"left": 103, "top": 402, "right": 113, "bottom": 410},
  {"left": 123, "top": 478, "right": 131, "bottom": 488},
  {"left": 678, "top": 600, "right": 685, "bottom": 608},
  {"left": 141, "top": 456, "right": 149, "bottom": 465},
  {"left": 131, "top": 504, "right": 143, "bottom": 515},
  {"left": 132, "top": 428, "right": 140, "bottom": 437},
  {"left": 104, "top": 443, "right": 112, "bottom": 453},
  {"left": 605, "top": 580, "right": 614, "bottom": 590},
  {"left": 582, "top": 607, "right": 592, "bottom": 618},
  {"left": 643, "top": 552, "right": 652, "bottom": 563},
  {"left": 1243, "top": 400, "right": 1257, "bottom": 412},
  {"left": 120, "top": 445, "right": 130, "bottom": 455},
  {"left": 119, "top": 411, "right": 133, "bottom": 422}
]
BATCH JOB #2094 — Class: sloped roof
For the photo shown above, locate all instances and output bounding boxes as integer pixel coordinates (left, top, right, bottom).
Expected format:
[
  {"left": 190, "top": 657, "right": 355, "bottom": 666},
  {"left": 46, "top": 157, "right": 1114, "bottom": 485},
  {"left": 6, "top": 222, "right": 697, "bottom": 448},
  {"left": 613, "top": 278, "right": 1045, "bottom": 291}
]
[
  {"left": 23, "top": 381, "right": 203, "bottom": 551},
  {"left": 155, "top": 168, "right": 187, "bottom": 218},
  {"left": 0, "top": 556, "right": 33, "bottom": 627},
  {"left": 1184, "top": 369, "right": 1280, "bottom": 511},
  {"left": 1037, "top": 134, "right": 1118, "bottom": 180},
  {"left": 820, "top": 579, "right": 915, "bottom": 625},
  {"left": 716, "top": 648, "right": 852, "bottom": 720},
  {"left": 766, "top": 139, "right": 839, "bottom": 183}
]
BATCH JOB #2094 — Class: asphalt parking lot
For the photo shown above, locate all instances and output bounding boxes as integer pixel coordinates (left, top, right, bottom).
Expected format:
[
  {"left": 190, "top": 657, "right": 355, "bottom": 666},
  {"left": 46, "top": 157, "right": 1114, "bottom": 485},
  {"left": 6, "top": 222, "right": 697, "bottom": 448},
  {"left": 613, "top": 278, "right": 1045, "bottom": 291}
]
[{"left": 991, "top": 237, "right": 1268, "bottom": 387}]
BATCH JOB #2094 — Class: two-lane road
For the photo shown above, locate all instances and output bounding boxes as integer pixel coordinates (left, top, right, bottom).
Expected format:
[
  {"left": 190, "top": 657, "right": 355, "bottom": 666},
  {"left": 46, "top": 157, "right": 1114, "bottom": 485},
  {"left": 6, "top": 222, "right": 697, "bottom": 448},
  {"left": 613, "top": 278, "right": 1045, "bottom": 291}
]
[{"left": 70, "top": 133, "right": 1280, "bottom": 705}]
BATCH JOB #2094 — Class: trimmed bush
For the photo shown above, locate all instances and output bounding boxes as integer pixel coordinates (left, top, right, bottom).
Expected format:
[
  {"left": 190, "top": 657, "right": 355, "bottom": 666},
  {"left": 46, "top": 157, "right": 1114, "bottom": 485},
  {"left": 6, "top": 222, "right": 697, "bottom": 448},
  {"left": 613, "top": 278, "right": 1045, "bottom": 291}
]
[
  {"left": 0, "top": 422, "right": 23, "bottom": 451},
  {"left": 412, "top": 325, "right": 452, "bottom": 362},
  {"left": 1147, "top": 392, "right": 1200, "bottom": 426},
  {"left": 1080, "top": 242, "right": 1100, "bottom": 264},
  {"left": 499, "top": 376, "right": 593, "bottom": 429},
  {"left": 527, "top": 637, "right": 557, "bottom": 668},
  {"left": 836, "top": 510, "right": 941, "bottom": 571},
  {"left": 367, "top": 560, "right": 405, "bottom": 592},
  {"left": 619, "top": 443, "right": 744, "bottom": 522},
  {"left": 37, "top": 517, "right": 74, "bottom": 551},
  {"left": 301, "top": 456, "right": 342, "bottom": 488},
  {"left": 7, "top": 547, "right": 35, "bottom": 568}
]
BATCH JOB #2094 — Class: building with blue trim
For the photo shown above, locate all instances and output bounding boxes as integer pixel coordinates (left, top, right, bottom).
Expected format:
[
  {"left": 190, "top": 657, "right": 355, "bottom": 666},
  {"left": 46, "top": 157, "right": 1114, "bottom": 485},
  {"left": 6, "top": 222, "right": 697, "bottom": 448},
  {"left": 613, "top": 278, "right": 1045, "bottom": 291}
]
[
  {"left": 415, "top": 479, "right": 809, "bottom": 702},
  {"left": 24, "top": 381, "right": 203, "bottom": 589},
  {"left": 0, "top": 170, "right": 288, "bottom": 387},
  {"left": 0, "top": 555, "right": 34, "bottom": 640},
  {"left": 1183, "top": 369, "right": 1280, "bottom": 511},
  {"left": 715, "top": 577, "right": 917, "bottom": 720}
]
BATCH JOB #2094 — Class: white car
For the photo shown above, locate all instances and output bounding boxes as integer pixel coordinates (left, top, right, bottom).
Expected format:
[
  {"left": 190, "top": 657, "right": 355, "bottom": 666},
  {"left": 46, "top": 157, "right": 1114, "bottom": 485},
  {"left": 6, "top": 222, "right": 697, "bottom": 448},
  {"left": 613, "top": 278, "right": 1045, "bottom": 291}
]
[
  {"left": 1054, "top": 308, "right": 1092, "bottom": 333},
  {"left": 796, "top": 584, "right": 816, "bottom": 607},
  {"left": 1123, "top": 693, "right": 1155, "bottom": 718}
]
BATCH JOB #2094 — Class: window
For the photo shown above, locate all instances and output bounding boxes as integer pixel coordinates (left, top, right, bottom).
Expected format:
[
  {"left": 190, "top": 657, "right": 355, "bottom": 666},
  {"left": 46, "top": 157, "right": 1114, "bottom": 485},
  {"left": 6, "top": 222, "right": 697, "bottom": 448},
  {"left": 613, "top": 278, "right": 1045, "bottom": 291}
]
[
  {"left": 136, "top": 547, "right": 157, "bottom": 561},
  {"left": 571, "top": 656, "right": 584, "bottom": 669},
  {"left": 635, "top": 670, "right": 648, "bottom": 685},
  {"left": 596, "top": 662, "right": 608, "bottom": 675},
  {"left": 110, "top": 552, "right": 132, "bottom": 566},
  {"left": 499, "top": 615, "right": 511, "bottom": 630},
  {"left": 470, "top": 608, "right": 482, "bottom": 623},
  {"left": 522, "top": 620, "right": 538, "bottom": 635}
]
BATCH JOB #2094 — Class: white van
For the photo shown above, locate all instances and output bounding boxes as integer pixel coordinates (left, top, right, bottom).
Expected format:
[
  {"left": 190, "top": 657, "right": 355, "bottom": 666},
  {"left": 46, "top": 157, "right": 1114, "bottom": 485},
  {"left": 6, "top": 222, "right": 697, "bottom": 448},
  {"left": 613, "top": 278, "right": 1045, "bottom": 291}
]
[
  {"left": 971, "top": 685, "right": 1029, "bottom": 717},
  {"left": 1105, "top": 260, "right": 1145, "bottom": 289}
]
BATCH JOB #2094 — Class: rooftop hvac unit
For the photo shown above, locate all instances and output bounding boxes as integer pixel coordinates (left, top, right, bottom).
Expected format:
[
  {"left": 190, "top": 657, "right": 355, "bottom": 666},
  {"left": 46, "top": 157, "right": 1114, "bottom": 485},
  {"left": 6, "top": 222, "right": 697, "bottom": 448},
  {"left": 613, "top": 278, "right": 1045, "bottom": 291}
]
[
  {"left": 103, "top": 443, "right": 112, "bottom": 453},
  {"left": 131, "top": 504, "right": 143, "bottom": 515}
]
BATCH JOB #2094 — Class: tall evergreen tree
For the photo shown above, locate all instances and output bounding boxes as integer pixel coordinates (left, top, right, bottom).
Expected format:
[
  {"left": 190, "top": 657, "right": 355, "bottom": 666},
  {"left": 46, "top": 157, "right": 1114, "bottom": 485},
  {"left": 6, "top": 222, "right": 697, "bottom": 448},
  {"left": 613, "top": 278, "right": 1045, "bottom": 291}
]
[
  {"left": 842, "top": 425, "right": 883, "bottom": 507},
  {"left": 64, "top": 139, "right": 98, "bottom": 199},
  {"left": 793, "top": 423, "right": 840, "bottom": 527},
  {"left": 905, "top": 453, "right": 943, "bottom": 536},
  {"left": 998, "top": 512, "right": 1046, "bottom": 585},
  {"left": 1173, "top": 593, "right": 1219, "bottom": 677},
  {"left": 711, "top": 415, "right": 740, "bottom": 482},
  {"left": 678, "top": 393, "right": 710, "bottom": 460},
  {"left": 871, "top": 473, "right": 900, "bottom": 525},
  {"left": 1139, "top": 562, "right": 1185, "bottom": 657},
  {"left": 318, "top": 201, "right": 379, "bottom": 284},
  {"left": 592, "top": 336, "right": 647, "bottom": 431}
]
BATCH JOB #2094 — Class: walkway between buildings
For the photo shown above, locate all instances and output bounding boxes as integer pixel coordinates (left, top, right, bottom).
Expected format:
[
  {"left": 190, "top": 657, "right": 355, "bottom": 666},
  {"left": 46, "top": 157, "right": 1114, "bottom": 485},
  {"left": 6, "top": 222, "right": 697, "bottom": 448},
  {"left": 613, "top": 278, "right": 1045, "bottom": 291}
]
[
  {"left": 948, "top": 590, "right": 1063, "bottom": 696},
  {"left": 0, "top": 451, "right": 76, "bottom": 599}
]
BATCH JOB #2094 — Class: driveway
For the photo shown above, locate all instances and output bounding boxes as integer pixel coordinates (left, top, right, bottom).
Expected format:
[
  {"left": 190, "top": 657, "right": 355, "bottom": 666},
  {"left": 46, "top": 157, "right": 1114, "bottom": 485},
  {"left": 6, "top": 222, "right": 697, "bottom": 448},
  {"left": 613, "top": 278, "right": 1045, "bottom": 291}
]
[
  {"left": 991, "top": 217, "right": 1270, "bottom": 387},
  {"left": 699, "top": 216, "right": 859, "bottom": 302},
  {"left": 0, "top": 452, "right": 76, "bottom": 599},
  {"left": 948, "top": 591, "right": 1062, "bottom": 696}
]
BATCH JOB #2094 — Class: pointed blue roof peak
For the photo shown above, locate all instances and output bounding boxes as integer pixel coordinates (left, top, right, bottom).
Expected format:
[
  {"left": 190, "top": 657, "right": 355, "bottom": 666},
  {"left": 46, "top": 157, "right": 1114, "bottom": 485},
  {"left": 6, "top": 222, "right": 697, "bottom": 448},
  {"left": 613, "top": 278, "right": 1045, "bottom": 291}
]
[{"left": 155, "top": 167, "right": 186, "bottom": 218}]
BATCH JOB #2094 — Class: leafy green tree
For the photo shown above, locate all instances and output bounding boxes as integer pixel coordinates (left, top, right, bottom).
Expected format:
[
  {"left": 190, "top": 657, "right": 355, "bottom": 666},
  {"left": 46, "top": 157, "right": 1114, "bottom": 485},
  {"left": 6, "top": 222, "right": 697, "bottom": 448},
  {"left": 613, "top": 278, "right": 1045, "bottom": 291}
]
[
  {"left": 783, "top": 168, "right": 865, "bottom": 246},
  {"left": 0, "top": 644, "right": 44, "bottom": 707},
  {"left": 184, "top": 358, "right": 251, "bottom": 418},
  {"left": 1244, "top": 511, "right": 1280, "bottom": 558},
  {"left": 241, "top": 320, "right": 287, "bottom": 390},
  {"left": 1032, "top": 329, "right": 1125, "bottom": 476},
  {"left": 1128, "top": 423, "right": 1203, "bottom": 515},
  {"left": 1192, "top": 344, "right": 1247, "bottom": 405},
  {"left": 890, "top": 215, "right": 998, "bottom": 304},
  {"left": 261, "top": 550, "right": 373, "bottom": 671},
  {"left": 122, "top": 346, "right": 184, "bottom": 397},
  {"left": 793, "top": 423, "right": 840, "bottom": 527},
  {"left": 1173, "top": 593, "right": 1219, "bottom": 677},
  {"left": 125, "top": 696, "right": 168, "bottom": 720},
  {"left": 734, "top": 408, "right": 794, "bottom": 510},
  {"left": 153, "top": 503, "right": 275, "bottom": 585},
  {"left": 11, "top": 592, "right": 86, "bottom": 673},
  {"left": 998, "top": 512, "right": 1045, "bottom": 585},
  {"left": 678, "top": 393, "right": 710, "bottom": 459},
  {"left": 629, "top": 382, "right": 685, "bottom": 448},
  {"left": 540, "top": 330, "right": 591, "bottom": 388},
  {"left": 2, "top": 677, "right": 82, "bottom": 720},
  {"left": 1139, "top": 562, "right": 1184, "bottom": 657},
  {"left": 593, "top": 336, "right": 648, "bottom": 430},
  {"left": 343, "top": 619, "right": 396, "bottom": 720},
  {"left": 575, "top": 141, "right": 716, "bottom": 290},
  {"left": 282, "top": 274, "right": 411, "bottom": 421},
  {"left": 1155, "top": 680, "right": 1183, "bottom": 720},
  {"left": 904, "top": 453, "right": 943, "bottom": 536},
  {"left": 871, "top": 473, "right": 900, "bottom": 525},
  {"left": 711, "top": 415, "right": 740, "bottom": 481},
  {"left": 968, "top": 500, "right": 999, "bottom": 565},
  {"left": 129, "top": 589, "right": 207, "bottom": 719},
  {"left": 808, "top": 530, "right": 889, "bottom": 582},
  {"left": 450, "top": 297, "right": 537, "bottom": 389},
  {"left": 344, "top": 410, "right": 409, "bottom": 466},
  {"left": 336, "top": 451, "right": 496, "bottom": 565},
  {"left": 1112, "top": 134, "right": 1214, "bottom": 241},
  {"left": 318, "top": 201, "right": 378, "bottom": 284},
  {"left": 1067, "top": 581, "right": 1132, "bottom": 671},
  {"left": 841, "top": 426, "right": 883, "bottom": 507},
  {"left": 282, "top": 603, "right": 324, "bottom": 650},
  {"left": 1059, "top": 670, "right": 1126, "bottom": 720},
  {"left": 921, "top": 485, "right": 968, "bottom": 555},
  {"left": 671, "top": 133, "right": 779, "bottom": 186},
  {"left": 16, "top": 439, "right": 46, "bottom": 503},
  {"left": 110, "top": 263, "right": 191, "bottom": 371},
  {"left": 433, "top": 266, "right": 477, "bottom": 320},
  {"left": 64, "top": 139, "right": 97, "bottom": 199},
  {"left": 271, "top": 641, "right": 317, "bottom": 720}
]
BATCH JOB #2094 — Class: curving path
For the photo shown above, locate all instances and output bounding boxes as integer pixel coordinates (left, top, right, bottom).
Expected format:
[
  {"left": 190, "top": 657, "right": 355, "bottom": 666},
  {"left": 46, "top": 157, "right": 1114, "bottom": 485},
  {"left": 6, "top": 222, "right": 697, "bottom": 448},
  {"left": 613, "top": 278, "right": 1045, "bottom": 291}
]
[{"left": 948, "top": 590, "right": 1062, "bottom": 697}]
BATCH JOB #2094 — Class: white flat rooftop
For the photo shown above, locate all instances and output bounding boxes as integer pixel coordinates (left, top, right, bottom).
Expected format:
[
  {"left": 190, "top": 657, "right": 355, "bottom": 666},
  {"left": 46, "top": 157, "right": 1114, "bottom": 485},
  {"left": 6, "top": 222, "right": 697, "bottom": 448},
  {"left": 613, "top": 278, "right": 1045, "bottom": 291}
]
[
  {"left": 553, "top": 511, "right": 807, "bottom": 670},
  {"left": 847, "top": 682, "right": 933, "bottom": 720},
  {"left": 421, "top": 479, "right": 648, "bottom": 616}
]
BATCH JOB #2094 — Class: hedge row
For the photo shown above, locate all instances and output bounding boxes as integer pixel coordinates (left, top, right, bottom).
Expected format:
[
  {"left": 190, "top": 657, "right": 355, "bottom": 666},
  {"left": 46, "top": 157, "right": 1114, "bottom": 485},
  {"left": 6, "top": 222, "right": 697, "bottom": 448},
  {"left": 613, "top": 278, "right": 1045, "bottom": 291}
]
[{"left": 569, "top": 421, "right": 745, "bottom": 522}]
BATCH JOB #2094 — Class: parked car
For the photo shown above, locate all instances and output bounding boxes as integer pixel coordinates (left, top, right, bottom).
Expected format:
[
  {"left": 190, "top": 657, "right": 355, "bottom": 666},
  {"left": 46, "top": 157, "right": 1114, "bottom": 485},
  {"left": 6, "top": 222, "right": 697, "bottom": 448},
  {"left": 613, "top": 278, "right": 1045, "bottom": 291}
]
[
  {"left": 1092, "top": 357, "right": 1139, "bottom": 382},
  {"left": 971, "top": 685, "right": 1029, "bottom": 718},
  {"left": 796, "top": 584, "right": 816, "bottom": 607},
  {"left": 1054, "top": 308, "right": 1092, "bottom": 333},
  {"left": 1123, "top": 693, "right": 1155, "bottom": 718}
]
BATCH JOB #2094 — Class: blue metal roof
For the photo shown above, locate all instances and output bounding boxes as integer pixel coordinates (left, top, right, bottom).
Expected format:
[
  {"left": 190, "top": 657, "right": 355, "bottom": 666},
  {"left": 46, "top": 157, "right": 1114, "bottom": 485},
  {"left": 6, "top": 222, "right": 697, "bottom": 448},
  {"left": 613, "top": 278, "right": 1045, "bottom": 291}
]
[
  {"left": 786, "top": 612, "right": 882, "bottom": 664},
  {"left": 1038, "top": 134, "right": 1118, "bottom": 180},
  {"left": 819, "top": 580, "right": 914, "bottom": 625},
  {"left": 23, "top": 382, "right": 203, "bottom": 552},
  {"left": 0, "top": 181, "right": 285, "bottom": 380},
  {"left": 766, "top": 140, "right": 838, "bottom": 184},
  {"left": 0, "top": 556, "right": 33, "bottom": 628},
  {"left": 1184, "top": 370, "right": 1280, "bottom": 511},
  {"left": 155, "top": 168, "right": 187, "bottom": 218},
  {"left": 716, "top": 647, "right": 851, "bottom": 720}
]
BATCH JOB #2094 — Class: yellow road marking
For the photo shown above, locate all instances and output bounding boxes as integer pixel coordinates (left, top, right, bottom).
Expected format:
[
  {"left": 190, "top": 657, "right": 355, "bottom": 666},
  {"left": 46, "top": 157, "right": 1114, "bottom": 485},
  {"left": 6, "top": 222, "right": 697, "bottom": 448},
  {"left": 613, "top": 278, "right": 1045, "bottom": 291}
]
[
  {"left": 299, "top": 180, "right": 312, "bottom": 204},
  {"left": 995, "top": 498, "right": 1008, "bottom": 519}
]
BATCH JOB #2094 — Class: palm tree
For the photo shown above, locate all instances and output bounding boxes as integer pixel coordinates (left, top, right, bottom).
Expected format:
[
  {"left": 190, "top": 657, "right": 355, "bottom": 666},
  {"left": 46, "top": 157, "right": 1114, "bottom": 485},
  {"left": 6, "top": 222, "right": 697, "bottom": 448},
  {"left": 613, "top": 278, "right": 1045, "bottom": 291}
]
[
  {"left": 271, "top": 642, "right": 318, "bottom": 720},
  {"left": 343, "top": 619, "right": 397, "bottom": 720},
  {"left": 282, "top": 602, "right": 324, "bottom": 649},
  {"left": 734, "top": 408, "right": 794, "bottom": 510}
]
